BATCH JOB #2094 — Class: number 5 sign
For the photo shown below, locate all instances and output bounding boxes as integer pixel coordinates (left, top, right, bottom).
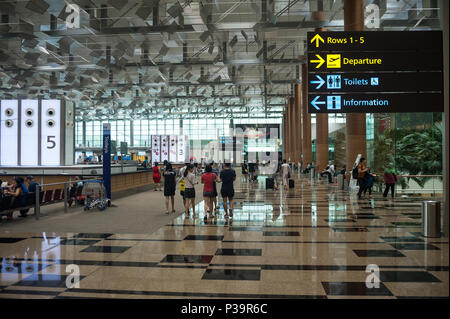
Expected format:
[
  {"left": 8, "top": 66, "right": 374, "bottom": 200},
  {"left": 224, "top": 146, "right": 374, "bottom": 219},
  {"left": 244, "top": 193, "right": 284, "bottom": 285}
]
[{"left": 41, "top": 100, "right": 60, "bottom": 166}]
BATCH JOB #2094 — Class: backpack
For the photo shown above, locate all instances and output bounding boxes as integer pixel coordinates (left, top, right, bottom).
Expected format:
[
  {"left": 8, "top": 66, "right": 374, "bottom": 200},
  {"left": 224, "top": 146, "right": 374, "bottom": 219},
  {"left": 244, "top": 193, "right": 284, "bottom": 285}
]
[{"left": 352, "top": 166, "right": 359, "bottom": 179}]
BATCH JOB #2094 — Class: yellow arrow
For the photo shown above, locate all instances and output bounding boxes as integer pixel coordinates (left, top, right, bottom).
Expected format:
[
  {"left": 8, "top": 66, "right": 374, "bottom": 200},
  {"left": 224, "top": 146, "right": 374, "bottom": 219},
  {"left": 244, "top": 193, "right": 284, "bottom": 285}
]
[
  {"left": 311, "top": 34, "right": 325, "bottom": 47},
  {"left": 310, "top": 54, "right": 325, "bottom": 69}
]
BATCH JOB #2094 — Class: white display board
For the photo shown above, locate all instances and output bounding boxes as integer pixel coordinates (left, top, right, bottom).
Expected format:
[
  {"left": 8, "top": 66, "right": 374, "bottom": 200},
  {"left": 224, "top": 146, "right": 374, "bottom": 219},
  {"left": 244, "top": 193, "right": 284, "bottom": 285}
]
[
  {"left": 151, "top": 135, "right": 160, "bottom": 164},
  {"left": 160, "top": 135, "right": 169, "bottom": 162},
  {"left": 177, "top": 135, "right": 185, "bottom": 163},
  {"left": 150, "top": 135, "right": 190, "bottom": 164},
  {"left": 41, "top": 100, "right": 61, "bottom": 166},
  {"left": 20, "top": 100, "right": 39, "bottom": 166},
  {"left": 169, "top": 135, "right": 177, "bottom": 163},
  {"left": 0, "top": 100, "right": 19, "bottom": 166}
]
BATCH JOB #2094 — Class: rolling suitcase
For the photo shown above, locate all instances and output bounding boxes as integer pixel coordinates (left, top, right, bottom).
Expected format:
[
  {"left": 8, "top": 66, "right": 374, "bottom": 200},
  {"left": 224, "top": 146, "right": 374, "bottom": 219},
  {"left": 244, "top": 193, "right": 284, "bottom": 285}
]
[
  {"left": 289, "top": 179, "right": 295, "bottom": 188},
  {"left": 266, "top": 178, "right": 274, "bottom": 189}
]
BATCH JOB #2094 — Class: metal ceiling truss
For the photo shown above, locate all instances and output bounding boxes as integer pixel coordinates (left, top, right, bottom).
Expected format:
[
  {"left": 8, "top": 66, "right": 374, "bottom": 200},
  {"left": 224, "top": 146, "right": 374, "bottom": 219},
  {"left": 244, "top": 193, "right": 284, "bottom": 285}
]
[{"left": 0, "top": 0, "right": 442, "bottom": 121}]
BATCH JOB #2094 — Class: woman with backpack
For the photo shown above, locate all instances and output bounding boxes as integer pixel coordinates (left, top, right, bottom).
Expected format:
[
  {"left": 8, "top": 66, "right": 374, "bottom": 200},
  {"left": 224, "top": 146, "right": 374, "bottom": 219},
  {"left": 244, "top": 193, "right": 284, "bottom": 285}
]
[
  {"left": 363, "top": 168, "right": 375, "bottom": 197},
  {"left": 383, "top": 163, "right": 398, "bottom": 198},
  {"left": 183, "top": 164, "right": 197, "bottom": 217},
  {"left": 163, "top": 163, "right": 176, "bottom": 214}
]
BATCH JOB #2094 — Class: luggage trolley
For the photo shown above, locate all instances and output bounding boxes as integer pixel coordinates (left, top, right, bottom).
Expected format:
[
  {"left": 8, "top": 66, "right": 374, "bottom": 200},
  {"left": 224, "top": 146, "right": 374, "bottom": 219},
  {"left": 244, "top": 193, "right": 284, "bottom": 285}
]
[{"left": 81, "top": 180, "right": 109, "bottom": 211}]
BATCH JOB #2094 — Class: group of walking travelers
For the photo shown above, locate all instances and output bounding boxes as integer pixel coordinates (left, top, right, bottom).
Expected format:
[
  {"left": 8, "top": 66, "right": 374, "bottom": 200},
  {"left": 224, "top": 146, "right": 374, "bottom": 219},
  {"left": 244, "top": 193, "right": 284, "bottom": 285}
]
[
  {"left": 353, "top": 157, "right": 398, "bottom": 200},
  {"left": 152, "top": 161, "right": 236, "bottom": 218}
]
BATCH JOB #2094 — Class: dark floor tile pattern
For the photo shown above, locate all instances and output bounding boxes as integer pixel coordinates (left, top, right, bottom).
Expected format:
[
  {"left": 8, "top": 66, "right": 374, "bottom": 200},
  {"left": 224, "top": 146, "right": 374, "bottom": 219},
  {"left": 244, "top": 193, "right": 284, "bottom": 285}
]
[
  {"left": 389, "top": 243, "right": 440, "bottom": 250},
  {"left": 202, "top": 269, "right": 261, "bottom": 281},
  {"left": 392, "top": 222, "right": 422, "bottom": 227},
  {"left": 215, "top": 249, "right": 262, "bottom": 256},
  {"left": 353, "top": 250, "right": 406, "bottom": 257},
  {"left": 161, "top": 255, "right": 213, "bottom": 264},
  {"left": 325, "top": 219, "right": 356, "bottom": 223},
  {"left": 380, "top": 236, "right": 424, "bottom": 243},
  {"left": 333, "top": 227, "right": 369, "bottom": 232},
  {"left": 262, "top": 231, "right": 300, "bottom": 236},
  {"left": 380, "top": 271, "right": 441, "bottom": 283},
  {"left": 59, "top": 239, "right": 101, "bottom": 246},
  {"left": 184, "top": 235, "right": 224, "bottom": 241},
  {"left": 80, "top": 246, "right": 130, "bottom": 253},
  {"left": 321, "top": 282, "right": 394, "bottom": 296},
  {"left": 61, "top": 287, "right": 326, "bottom": 299},
  {"left": 72, "top": 233, "right": 113, "bottom": 239},
  {"left": 0, "top": 238, "right": 27, "bottom": 244},
  {"left": 230, "top": 227, "right": 263, "bottom": 231},
  {"left": 0, "top": 289, "right": 61, "bottom": 296}
]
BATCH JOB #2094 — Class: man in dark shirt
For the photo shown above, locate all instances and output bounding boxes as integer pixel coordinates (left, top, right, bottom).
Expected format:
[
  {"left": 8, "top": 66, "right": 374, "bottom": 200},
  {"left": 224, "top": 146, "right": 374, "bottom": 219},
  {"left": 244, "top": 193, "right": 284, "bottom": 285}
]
[
  {"left": 26, "top": 176, "right": 40, "bottom": 193},
  {"left": 219, "top": 163, "right": 236, "bottom": 218},
  {"left": 248, "top": 162, "right": 255, "bottom": 183}
]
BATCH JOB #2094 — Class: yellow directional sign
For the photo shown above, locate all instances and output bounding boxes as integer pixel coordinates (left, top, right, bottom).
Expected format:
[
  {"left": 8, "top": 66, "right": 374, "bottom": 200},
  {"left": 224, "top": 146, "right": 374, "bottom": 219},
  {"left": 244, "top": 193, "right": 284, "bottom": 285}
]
[
  {"left": 310, "top": 34, "right": 325, "bottom": 48},
  {"left": 310, "top": 54, "right": 325, "bottom": 69},
  {"left": 326, "top": 54, "right": 341, "bottom": 68}
]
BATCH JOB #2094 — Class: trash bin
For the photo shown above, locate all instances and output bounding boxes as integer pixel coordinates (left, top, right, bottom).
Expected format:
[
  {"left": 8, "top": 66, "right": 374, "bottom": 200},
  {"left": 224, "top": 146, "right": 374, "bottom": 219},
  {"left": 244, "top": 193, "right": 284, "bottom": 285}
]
[
  {"left": 337, "top": 174, "right": 344, "bottom": 190},
  {"left": 422, "top": 201, "right": 441, "bottom": 237}
]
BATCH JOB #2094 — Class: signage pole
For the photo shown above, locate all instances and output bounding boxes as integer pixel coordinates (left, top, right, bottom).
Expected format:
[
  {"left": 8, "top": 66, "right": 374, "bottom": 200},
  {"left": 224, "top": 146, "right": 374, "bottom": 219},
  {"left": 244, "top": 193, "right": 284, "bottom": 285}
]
[{"left": 103, "top": 123, "right": 111, "bottom": 202}]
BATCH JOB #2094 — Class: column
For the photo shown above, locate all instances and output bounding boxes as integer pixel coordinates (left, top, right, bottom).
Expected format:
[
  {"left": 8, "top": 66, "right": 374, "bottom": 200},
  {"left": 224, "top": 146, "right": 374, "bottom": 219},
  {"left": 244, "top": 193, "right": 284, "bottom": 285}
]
[
  {"left": 289, "top": 97, "right": 296, "bottom": 162},
  {"left": 344, "top": 0, "right": 366, "bottom": 175},
  {"left": 295, "top": 84, "right": 302, "bottom": 165},
  {"left": 283, "top": 109, "right": 289, "bottom": 159},
  {"left": 439, "top": 0, "right": 449, "bottom": 237},
  {"left": 301, "top": 64, "right": 312, "bottom": 164},
  {"left": 316, "top": 114, "right": 328, "bottom": 172}
]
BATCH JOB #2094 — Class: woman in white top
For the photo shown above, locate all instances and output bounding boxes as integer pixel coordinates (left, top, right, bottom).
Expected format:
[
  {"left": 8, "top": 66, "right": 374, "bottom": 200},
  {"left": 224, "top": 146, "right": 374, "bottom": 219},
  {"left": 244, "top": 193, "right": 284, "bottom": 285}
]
[
  {"left": 183, "top": 164, "right": 197, "bottom": 217},
  {"left": 281, "top": 159, "right": 290, "bottom": 190}
]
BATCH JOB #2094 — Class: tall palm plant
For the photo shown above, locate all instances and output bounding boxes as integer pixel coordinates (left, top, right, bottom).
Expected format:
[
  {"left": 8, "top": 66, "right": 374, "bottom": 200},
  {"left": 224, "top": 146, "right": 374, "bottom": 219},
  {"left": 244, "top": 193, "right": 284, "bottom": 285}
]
[{"left": 395, "top": 122, "right": 443, "bottom": 187}]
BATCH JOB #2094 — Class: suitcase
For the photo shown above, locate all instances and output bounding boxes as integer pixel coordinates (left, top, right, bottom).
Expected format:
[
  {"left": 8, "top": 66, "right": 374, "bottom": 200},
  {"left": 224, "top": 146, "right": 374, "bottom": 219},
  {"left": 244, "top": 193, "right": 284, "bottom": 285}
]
[
  {"left": 289, "top": 179, "right": 295, "bottom": 188},
  {"left": 266, "top": 178, "right": 274, "bottom": 189}
]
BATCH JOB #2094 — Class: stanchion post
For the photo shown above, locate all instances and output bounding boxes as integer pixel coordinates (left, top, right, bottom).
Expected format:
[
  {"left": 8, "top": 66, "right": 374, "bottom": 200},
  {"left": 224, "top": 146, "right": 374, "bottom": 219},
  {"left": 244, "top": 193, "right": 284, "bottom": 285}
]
[
  {"left": 64, "top": 183, "right": 68, "bottom": 213},
  {"left": 35, "top": 185, "right": 40, "bottom": 220}
]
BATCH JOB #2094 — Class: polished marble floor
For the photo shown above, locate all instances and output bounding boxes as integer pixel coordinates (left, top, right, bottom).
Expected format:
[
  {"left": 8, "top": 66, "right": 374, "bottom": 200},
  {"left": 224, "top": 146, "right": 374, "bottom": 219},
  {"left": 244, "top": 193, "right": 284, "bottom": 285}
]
[{"left": 0, "top": 174, "right": 448, "bottom": 299}]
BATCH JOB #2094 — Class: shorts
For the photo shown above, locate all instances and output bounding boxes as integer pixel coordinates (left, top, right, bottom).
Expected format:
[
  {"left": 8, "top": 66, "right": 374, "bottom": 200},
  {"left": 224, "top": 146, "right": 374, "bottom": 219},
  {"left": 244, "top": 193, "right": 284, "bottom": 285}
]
[
  {"left": 184, "top": 188, "right": 195, "bottom": 199},
  {"left": 203, "top": 191, "right": 215, "bottom": 198},
  {"left": 164, "top": 188, "right": 175, "bottom": 197},
  {"left": 221, "top": 188, "right": 234, "bottom": 199}
]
